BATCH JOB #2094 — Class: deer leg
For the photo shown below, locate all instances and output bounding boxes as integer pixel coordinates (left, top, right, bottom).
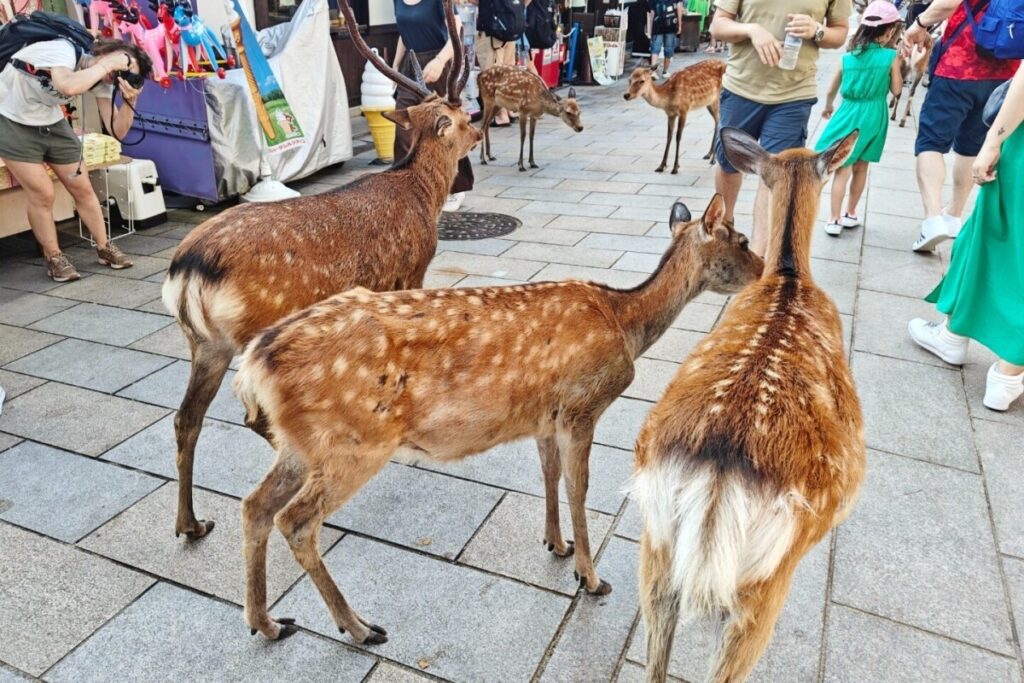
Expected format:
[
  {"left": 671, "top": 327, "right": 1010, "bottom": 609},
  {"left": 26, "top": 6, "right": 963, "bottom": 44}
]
[
  {"left": 890, "top": 91, "right": 899, "bottom": 121},
  {"left": 640, "top": 530, "right": 680, "bottom": 683},
  {"left": 656, "top": 116, "right": 676, "bottom": 173},
  {"left": 274, "top": 454, "right": 389, "bottom": 645},
  {"left": 705, "top": 102, "right": 720, "bottom": 165},
  {"left": 242, "top": 451, "right": 306, "bottom": 640},
  {"left": 528, "top": 117, "right": 539, "bottom": 169},
  {"left": 517, "top": 116, "right": 528, "bottom": 172},
  {"left": 537, "top": 435, "right": 572, "bottom": 557},
  {"left": 557, "top": 421, "right": 611, "bottom": 595},
  {"left": 671, "top": 113, "right": 685, "bottom": 175},
  {"left": 481, "top": 101, "right": 496, "bottom": 163},
  {"left": 900, "top": 76, "right": 920, "bottom": 128},
  {"left": 174, "top": 340, "right": 232, "bottom": 539}
]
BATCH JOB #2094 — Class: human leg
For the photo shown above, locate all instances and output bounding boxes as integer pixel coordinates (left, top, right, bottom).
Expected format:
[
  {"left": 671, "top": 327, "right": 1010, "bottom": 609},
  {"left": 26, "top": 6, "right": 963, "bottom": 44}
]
[
  {"left": 755, "top": 96, "right": 815, "bottom": 253},
  {"left": 713, "top": 89, "right": 768, "bottom": 226}
]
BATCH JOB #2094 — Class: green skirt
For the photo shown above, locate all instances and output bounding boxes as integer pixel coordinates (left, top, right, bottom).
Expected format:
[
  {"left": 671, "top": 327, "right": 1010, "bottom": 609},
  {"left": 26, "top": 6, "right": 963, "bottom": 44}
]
[{"left": 926, "top": 125, "right": 1024, "bottom": 365}]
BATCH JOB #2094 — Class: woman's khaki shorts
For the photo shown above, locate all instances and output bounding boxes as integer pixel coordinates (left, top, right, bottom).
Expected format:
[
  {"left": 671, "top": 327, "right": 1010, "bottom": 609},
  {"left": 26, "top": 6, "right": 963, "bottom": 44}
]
[{"left": 0, "top": 114, "right": 82, "bottom": 165}]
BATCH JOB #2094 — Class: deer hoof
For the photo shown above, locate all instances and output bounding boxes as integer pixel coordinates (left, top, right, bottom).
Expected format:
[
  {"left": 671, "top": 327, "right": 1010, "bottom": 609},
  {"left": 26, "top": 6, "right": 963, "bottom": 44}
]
[
  {"left": 530, "top": 162, "right": 539, "bottom": 169},
  {"left": 546, "top": 539, "right": 575, "bottom": 557},
  {"left": 361, "top": 629, "right": 389, "bottom": 646},
  {"left": 487, "top": 155, "right": 497, "bottom": 161},
  {"left": 276, "top": 624, "right": 299, "bottom": 641},
  {"left": 369, "top": 624, "right": 388, "bottom": 636},
  {"left": 518, "top": 166, "right": 527, "bottom": 172},
  {"left": 654, "top": 167, "right": 665, "bottom": 173},
  {"left": 178, "top": 519, "right": 215, "bottom": 540},
  {"left": 671, "top": 168, "right": 679, "bottom": 175},
  {"left": 586, "top": 579, "right": 613, "bottom": 596},
  {"left": 899, "top": 121, "right": 906, "bottom": 128}
]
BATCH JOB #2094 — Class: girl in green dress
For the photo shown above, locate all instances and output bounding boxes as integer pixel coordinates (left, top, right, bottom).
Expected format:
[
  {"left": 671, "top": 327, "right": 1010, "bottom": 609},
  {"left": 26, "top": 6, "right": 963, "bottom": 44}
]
[
  {"left": 814, "top": 1, "right": 904, "bottom": 237},
  {"left": 909, "top": 63, "right": 1024, "bottom": 412}
]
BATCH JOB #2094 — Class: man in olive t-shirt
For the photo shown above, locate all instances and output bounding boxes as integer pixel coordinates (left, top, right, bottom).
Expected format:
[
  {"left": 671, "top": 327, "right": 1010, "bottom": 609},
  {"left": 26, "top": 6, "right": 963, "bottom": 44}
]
[{"left": 710, "top": 0, "right": 851, "bottom": 255}]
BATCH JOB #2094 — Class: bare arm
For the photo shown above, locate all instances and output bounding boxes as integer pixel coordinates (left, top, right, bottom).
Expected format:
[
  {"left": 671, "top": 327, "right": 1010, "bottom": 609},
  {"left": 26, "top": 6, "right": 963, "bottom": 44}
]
[
  {"left": 94, "top": 76, "right": 141, "bottom": 139},
  {"left": 889, "top": 52, "right": 904, "bottom": 96},
  {"left": 393, "top": 36, "right": 406, "bottom": 70},
  {"left": 421, "top": 12, "right": 462, "bottom": 82},
  {"left": 710, "top": 8, "right": 783, "bottom": 66},
  {"left": 822, "top": 63, "right": 841, "bottom": 117},
  {"left": 785, "top": 13, "right": 848, "bottom": 50},
  {"left": 49, "top": 54, "right": 124, "bottom": 97},
  {"left": 974, "top": 64, "right": 1024, "bottom": 182},
  {"left": 904, "top": 0, "right": 959, "bottom": 48}
]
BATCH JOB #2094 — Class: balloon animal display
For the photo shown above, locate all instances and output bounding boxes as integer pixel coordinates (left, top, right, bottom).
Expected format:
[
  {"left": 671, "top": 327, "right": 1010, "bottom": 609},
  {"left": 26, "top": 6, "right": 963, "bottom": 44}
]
[{"left": 171, "top": 0, "right": 234, "bottom": 79}]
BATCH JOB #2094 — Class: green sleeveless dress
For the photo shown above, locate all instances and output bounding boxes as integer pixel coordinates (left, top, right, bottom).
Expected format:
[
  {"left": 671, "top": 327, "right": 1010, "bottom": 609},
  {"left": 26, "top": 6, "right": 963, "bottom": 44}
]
[
  {"left": 814, "top": 44, "right": 897, "bottom": 165},
  {"left": 925, "top": 124, "right": 1024, "bottom": 366}
]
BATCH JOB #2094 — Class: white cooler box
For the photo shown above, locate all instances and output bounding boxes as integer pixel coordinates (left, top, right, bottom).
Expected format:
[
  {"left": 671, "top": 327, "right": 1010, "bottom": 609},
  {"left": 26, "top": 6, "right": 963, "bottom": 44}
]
[{"left": 89, "top": 159, "right": 168, "bottom": 231}]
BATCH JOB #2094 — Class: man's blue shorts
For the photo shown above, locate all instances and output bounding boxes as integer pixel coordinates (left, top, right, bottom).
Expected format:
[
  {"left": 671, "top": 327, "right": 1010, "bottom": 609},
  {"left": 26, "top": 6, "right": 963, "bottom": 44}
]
[
  {"left": 915, "top": 76, "right": 1006, "bottom": 157},
  {"left": 715, "top": 89, "right": 817, "bottom": 173},
  {"left": 651, "top": 32, "right": 679, "bottom": 58}
]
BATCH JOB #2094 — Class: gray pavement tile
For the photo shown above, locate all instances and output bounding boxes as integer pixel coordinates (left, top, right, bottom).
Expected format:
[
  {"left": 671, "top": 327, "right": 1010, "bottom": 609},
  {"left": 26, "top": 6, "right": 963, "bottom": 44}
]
[
  {"left": 143, "top": 269, "right": 168, "bottom": 283},
  {"left": 824, "top": 605, "right": 1021, "bottom": 683},
  {"left": 438, "top": 238, "right": 513, "bottom": 257},
  {"left": 611, "top": 206, "right": 678, "bottom": 223},
  {"left": 671, "top": 300, "right": 721, "bottom": 333},
  {"left": 116, "top": 360, "right": 245, "bottom": 425},
  {"left": 974, "top": 419, "right": 1024, "bottom": 559},
  {"left": 627, "top": 540, "right": 830, "bottom": 683},
  {"left": 809, "top": 257, "right": 857, "bottom": 315},
  {"left": 613, "top": 252, "right": 660, "bottom": 274},
  {"left": 0, "top": 383, "right": 168, "bottom": 456},
  {"left": 419, "top": 441, "right": 633, "bottom": 516},
  {"left": 644, "top": 328, "right": 704, "bottom": 364},
  {"left": 624, "top": 358, "right": 677, "bottom": 402},
  {"left": 0, "top": 434, "right": 20, "bottom": 453},
  {"left": 582, "top": 193, "right": 678, "bottom": 210},
  {"left": 809, "top": 223, "right": 863, "bottom": 265},
  {"left": 0, "top": 522, "right": 154, "bottom": 676},
  {"left": 422, "top": 270, "right": 464, "bottom": 289},
  {"left": 522, "top": 201, "right": 616, "bottom": 218},
  {"left": 859, "top": 246, "right": 945, "bottom": 300},
  {"left": 127, "top": 322, "right": 190, "bottom": 360},
  {"left": 429, "top": 251, "right": 543, "bottom": 281},
  {"left": 0, "top": 262, "right": 60, "bottom": 293},
  {"left": 45, "top": 582, "right": 375, "bottom": 683},
  {"left": 503, "top": 242, "right": 623, "bottom": 268},
  {"left": 0, "top": 663, "right": 33, "bottom": 681},
  {"left": 853, "top": 290, "right": 953, "bottom": 367},
  {"left": 48, "top": 273, "right": 164, "bottom": 308},
  {"left": 134, "top": 297, "right": 174, "bottom": 315},
  {"left": 477, "top": 174, "right": 561, "bottom": 189},
  {"left": 80, "top": 484, "right": 341, "bottom": 606},
  {"left": 366, "top": 662, "right": 435, "bottom": 682},
  {"left": 61, "top": 248, "right": 171, "bottom": 281},
  {"left": 499, "top": 187, "right": 588, "bottom": 203},
  {"left": 272, "top": 535, "right": 570, "bottom": 682},
  {"left": 866, "top": 188, "right": 926, "bottom": 220},
  {"left": 28, "top": 302, "right": 172, "bottom": 346},
  {"left": 541, "top": 537, "right": 640, "bottom": 682},
  {"left": 545, "top": 216, "right": 654, "bottom": 235},
  {"left": 963, "top": 343, "right": 1024, "bottom": 427},
  {"left": 5, "top": 338, "right": 174, "bottom": 394},
  {"left": 0, "top": 441, "right": 161, "bottom": 542},
  {"left": 459, "top": 492, "right": 614, "bottom": 594},
  {"left": 832, "top": 450, "right": 1014, "bottom": 654},
  {"left": 555, "top": 179, "right": 645, "bottom": 194},
  {"left": 610, "top": 172, "right": 699, "bottom": 187},
  {"left": 579, "top": 233, "right": 671, "bottom": 255},
  {"left": 0, "top": 288, "right": 76, "bottom": 326},
  {"left": 852, "top": 352, "right": 976, "bottom": 470},
  {"left": 615, "top": 500, "right": 642, "bottom": 541},
  {"left": 106, "top": 232, "right": 181, "bottom": 256},
  {"left": 0, "top": 324, "right": 61, "bottom": 365},
  {"left": 0, "top": 369, "right": 45, "bottom": 399},
  {"left": 102, "top": 414, "right": 275, "bottom": 498},
  {"left": 497, "top": 226, "right": 585, "bottom": 246},
  {"left": 535, "top": 168, "right": 617, "bottom": 182},
  {"left": 327, "top": 463, "right": 502, "bottom": 559},
  {"left": 1007, "top": 558, "right": 1024, "bottom": 641},
  {"left": 595, "top": 396, "right": 651, "bottom": 452},
  {"left": 455, "top": 275, "right": 526, "bottom": 288},
  {"left": 861, "top": 212, "right": 922, "bottom": 252},
  {"left": 460, "top": 196, "right": 529, "bottom": 215},
  {"left": 531, "top": 264, "right": 646, "bottom": 289}
]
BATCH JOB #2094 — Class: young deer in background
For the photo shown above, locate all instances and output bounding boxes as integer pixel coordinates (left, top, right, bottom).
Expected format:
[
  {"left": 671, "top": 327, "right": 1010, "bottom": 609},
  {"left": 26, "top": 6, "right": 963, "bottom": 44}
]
[
  {"left": 631, "top": 128, "right": 865, "bottom": 683},
  {"left": 890, "top": 33, "right": 934, "bottom": 127},
  {"left": 624, "top": 59, "right": 726, "bottom": 174},
  {"left": 161, "top": 0, "right": 478, "bottom": 541},
  {"left": 477, "top": 65, "right": 583, "bottom": 171},
  {"left": 233, "top": 196, "right": 762, "bottom": 644}
]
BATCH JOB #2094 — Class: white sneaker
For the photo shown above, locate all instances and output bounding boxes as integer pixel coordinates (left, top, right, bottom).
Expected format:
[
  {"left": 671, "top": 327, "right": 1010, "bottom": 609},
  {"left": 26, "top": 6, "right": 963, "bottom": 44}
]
[
  {"left": 942, "top": 212, "right": 962, "bottom": 238},
  {"left": 913, "top": 215, "right": 952, "bottom": 252},
  {"left": 825, "top": 221, "right": 842, "bottom": 236},
  {"left": 983, "top": 363, "right": 1024, "bottom": 412},
  {"left": 442, "top": 192, "right": 466, "bottom": 213},
  {"left": 839, "top": 213, "right": 861, "bottom": 228},
  {"left": 907, "top": 318, "right": 969, "bottom": 365}
]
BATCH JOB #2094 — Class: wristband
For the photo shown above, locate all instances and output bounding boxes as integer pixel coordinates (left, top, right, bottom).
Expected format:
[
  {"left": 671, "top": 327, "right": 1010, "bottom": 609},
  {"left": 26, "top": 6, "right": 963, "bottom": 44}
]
[{"left": 914, "top": 15, "right": 930, "bottom": 30}]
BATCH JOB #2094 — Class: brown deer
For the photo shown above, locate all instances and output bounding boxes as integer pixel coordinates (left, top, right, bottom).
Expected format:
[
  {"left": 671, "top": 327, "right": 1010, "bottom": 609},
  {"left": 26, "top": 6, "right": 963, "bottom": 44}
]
[
  {"left": 232, "top": 195, "right": 763, "bottom": 644},
  {"left": 624, "top": 59, "right": 726, "bottom": 174},
  {"left": 159, "top": 0, "right": 479, "bottom": 541},
  {"left": 477, "top": 64, "right": 583, "bottom": 171},
  {"left": 890, "top": 33, "right": 934, "bottom": 127},
  {"left": 631, "top": 128, "right": 865, "bottom": 683}
]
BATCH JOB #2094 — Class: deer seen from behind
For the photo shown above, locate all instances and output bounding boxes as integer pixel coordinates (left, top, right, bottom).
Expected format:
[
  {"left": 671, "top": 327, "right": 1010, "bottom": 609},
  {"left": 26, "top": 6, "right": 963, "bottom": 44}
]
[
  {"left": 477, "top": 64, "right": 583, "bottom": 171},
  {"left": 160, "top": 0, "right": 479, "bottom": 541},
  {"left": 624, "top": 59, "right": 726, "bottom": 174},
  {"left": 232, "top": 195, "right": 763, "bottom": 644},
  {"left": 631, "top": 128, "right": 865, "bottom": 683}
]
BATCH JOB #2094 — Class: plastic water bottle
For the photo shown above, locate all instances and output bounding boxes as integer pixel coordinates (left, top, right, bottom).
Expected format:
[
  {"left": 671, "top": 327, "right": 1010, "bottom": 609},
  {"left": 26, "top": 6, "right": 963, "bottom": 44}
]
[{"left": 779, "top": 34, "right": 802, "bottom": 70}]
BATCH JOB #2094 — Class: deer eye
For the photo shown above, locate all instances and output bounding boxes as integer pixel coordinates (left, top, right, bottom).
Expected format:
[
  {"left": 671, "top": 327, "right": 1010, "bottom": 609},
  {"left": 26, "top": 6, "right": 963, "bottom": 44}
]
[{"left": 739, "top": 237, "right": 749, "bottom": 250}]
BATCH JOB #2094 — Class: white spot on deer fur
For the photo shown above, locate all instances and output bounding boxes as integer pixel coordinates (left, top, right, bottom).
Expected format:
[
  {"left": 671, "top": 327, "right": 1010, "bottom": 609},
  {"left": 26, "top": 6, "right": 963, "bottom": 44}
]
[
  {"left": 333, "top": 357, "right": 349, "bottom": 375},
  {"left": 411, "top": 292, "right": 426, "bottom": 301},
  {"left": 467, "top": 296, "right": 483, "bottom": 306}
]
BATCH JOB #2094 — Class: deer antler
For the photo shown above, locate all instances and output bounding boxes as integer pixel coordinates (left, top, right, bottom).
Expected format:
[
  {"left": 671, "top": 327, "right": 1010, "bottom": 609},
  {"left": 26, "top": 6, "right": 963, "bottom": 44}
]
[
  {"left": 442, "top": 0, "right": 463, "bottom": 103},
  {"left": 407, "top": 50, "right": 427, "bottom": 87},
  {"left": 338, "top": 0, "right": 432, "bottom": 100}
]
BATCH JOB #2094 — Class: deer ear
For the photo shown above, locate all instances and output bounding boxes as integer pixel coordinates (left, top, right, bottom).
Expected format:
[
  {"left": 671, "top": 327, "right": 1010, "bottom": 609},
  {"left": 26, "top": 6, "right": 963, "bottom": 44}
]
[
  {"left": 700, "top": 193, "right": 726, "bottom": 239},
  {"left": 668, "top": 202, "right": 690, "bottom": 238},
  {"left": 567, "top": 87, "right": 577, "bottom": 100},
  {"left": 721, "top": 127, "right": 769, "bottom": 176},
  {"left": 434, "top": 115, "right": 454, "bottom": 137},
  {"left": 817, "top": 130, "right": 859, "bottom": 177},
  {"left": 382, "top": 109, "right": 413, "bottom": 130}
]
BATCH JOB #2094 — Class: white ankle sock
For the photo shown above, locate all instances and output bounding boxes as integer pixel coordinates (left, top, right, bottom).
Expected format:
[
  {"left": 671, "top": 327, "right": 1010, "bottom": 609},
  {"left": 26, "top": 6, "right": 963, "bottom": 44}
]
[
  {"left": 990, "top": 367, "right": 1024, "bottom": 386},
  {"left": 939, "top": 322, "right": 967, "bottom": 345}
]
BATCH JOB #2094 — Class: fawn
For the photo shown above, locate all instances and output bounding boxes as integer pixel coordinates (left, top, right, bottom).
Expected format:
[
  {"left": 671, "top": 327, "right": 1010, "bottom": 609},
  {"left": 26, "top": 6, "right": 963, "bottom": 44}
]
[
  {"left": 631, "top": 128, "right": 865, "bottom": 683},
  {"left": 477, "top": 64, "right": 583, "bottom": 171},
  {"left": 160, "top": 0, "right": 479, "bottom": 541},
  {"left": 232, "top": 195, "right": 763, "bottom": 644},
  {"left": 624, "top": 60, "right": 726, "bottom": 174},
  {"left": 890, "top": 33, "right": 934, "bottom": 128}
]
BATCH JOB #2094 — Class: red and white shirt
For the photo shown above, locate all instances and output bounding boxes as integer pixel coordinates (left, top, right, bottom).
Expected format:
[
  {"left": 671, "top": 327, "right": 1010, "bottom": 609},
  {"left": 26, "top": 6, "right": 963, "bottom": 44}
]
[{"left": 935, "top": 3, "right": 1020, "bottom": 81}]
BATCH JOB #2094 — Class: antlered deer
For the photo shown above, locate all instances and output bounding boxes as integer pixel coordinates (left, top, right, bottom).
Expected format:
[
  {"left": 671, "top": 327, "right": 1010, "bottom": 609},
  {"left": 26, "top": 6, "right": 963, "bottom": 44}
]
[
  {"left": 160, "top": 0, "right": 479, "bottom": 540},
  {"left": 890, "top": 33, "right": 934, "bottom": 127},
  {"left": 233, "top": 196, "right": 763, "bottom": 644},
  {"left": 631, "top": 128, "right": 865, "bottom": 683},
  {"left": 477, "top": 64, "right": 583, "bottom": 171},
  {"left": 624, "top": 60, "right": 726, "bottom": 174}
]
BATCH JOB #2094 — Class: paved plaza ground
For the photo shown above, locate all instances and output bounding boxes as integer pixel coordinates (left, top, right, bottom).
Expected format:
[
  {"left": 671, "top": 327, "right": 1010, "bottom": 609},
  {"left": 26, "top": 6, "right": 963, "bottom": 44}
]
[{"left": 1, "top": 47, "right": 1022, "bottom": 682}]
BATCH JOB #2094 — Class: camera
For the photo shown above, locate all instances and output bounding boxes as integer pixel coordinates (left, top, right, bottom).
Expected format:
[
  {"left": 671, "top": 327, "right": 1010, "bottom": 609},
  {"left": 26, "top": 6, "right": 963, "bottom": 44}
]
[{"left": 114, "top": 70, "right": 145, "bottom": 89}]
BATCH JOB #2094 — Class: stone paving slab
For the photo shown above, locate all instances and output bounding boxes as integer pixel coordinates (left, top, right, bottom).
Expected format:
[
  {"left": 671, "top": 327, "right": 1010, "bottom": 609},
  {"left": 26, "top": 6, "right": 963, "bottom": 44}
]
[
  {"left": 974, "top": 419, "right": 1024, "bottom": 559},
  {"left": 46, "top": 582, "right": 376, "bottom": 683},
  {"left": 273, "top": 535, "right": 570, "bottom": 682},
  {"left": 80, "top": 484, "right": 342, "bottom": 606},
  {"left": 963, "top": 343, "right": 1024, "bottom": 427},
  {"left": 0, "top": 262, "right": 60, "bottom": 293},
  {"left": 858, "top": 246, "right": 945, "bottom": 300},
  {"left": 28, "top": 302, "right": 171, "bottom": 346},
  {"left": 595, "top": 397, "right": 651, "bottom": 452},
  {"left": 624, "top": 358, "right": 676, "bottom": 402},
  {"left": 366, "top": 662, "right": 435, "bottom": 683},
  {"left": 0, "top": 522, "right": 154, "bottom": 676},
  {"left": 126, "top": 321, "right": 189, "bottom": 359},
  {"left": 0, "top": 287, "right": 76, "bottom": 326},
  {"left": 5, "top": 338, "right": 174, "bottom": 394},
  {"left": 0, "top": 441, "right": 161, "bottom": 542},
  {"left": 0, "top": 369, "right": 44, "bottom": 399},
  {"left": 0, "top": 433, "right": 20, "bottom": 453},
  {"left": 48, "top": 273, "right": 164, "bottom": 308},
  {"left": 61, "top": 247, "right": 170, "bottom": 281},
  {"left": 853, "top": 290, "right": 953, "bottom": 368},
  {"left": 0, "top": 324, "right": 61, "bottom": 366},
  {"left": 117, "top": 360, "right": 245, "bottom": 424}
]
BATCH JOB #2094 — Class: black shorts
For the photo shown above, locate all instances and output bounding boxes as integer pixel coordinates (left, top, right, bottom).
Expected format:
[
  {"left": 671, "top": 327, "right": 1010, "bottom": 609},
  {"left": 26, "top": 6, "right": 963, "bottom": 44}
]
[
  {"left": 915, "top": 76, "right": 1005, "bottom": 157},
  {"left": 0, "top": 114, "right": 82, "bottom": 166},
  {"left": 715, "top": 89, "right": 817, "bottom": 173}
]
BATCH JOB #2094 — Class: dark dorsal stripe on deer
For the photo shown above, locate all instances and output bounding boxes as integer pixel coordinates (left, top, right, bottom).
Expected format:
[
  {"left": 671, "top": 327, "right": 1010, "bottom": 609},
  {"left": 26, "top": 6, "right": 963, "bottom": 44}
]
[{"left": 160, "top": 0, "right": 479, "bottom": 542}]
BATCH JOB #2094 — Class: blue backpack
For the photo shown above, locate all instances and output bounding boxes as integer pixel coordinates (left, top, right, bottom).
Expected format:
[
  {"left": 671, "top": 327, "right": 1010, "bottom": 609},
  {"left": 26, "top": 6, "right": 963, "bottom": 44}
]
[{"left": 964, "top": 0, "right": 1024, "bottom": 60}]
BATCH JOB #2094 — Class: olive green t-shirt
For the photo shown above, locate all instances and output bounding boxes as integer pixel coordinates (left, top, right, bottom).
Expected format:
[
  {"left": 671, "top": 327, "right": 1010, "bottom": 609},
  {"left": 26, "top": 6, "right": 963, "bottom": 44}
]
[{"left": 714, "top": 0, "right": 852, "bottom": 104}]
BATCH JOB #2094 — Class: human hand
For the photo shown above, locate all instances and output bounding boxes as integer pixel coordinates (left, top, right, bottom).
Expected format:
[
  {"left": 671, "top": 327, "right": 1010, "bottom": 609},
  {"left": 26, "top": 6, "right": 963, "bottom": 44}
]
[
  {"left": 101, "top": 52, "right": 132, "bottom": 74},
  {"left": 117, "top": 76, "right": 142, "bottom": 104},
  {"left": 903, "top": 21, "right": 928, "bottom": 49},
  {"left": 747, "top": 24, "right": 782, "bottom": 66},
  {"left": 973, "top": 145, "right": 1000, "bottom": 184},
  {"left": 422, "top": 57, "right": 444, "bottom": 84},
  {"left": 822, "top": 103, "right": 834, "bottom": 119},
  {"left": 785, "top": 13, "right": 817, "bottom": 39}
]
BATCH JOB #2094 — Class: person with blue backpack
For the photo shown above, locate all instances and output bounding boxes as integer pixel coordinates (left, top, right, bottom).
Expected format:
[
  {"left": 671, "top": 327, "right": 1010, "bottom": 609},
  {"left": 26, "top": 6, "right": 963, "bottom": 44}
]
[
  {"left": 646, "top": 0, "right": 683, "bottom": 79},
  {"left": 904, "top": 0, "right": 1020, "bottom": 253}
]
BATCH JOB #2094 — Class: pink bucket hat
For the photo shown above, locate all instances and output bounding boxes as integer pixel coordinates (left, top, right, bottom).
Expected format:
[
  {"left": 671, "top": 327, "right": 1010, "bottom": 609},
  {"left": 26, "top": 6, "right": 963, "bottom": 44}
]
[{"left": 861, "top": 1, "right": 902, "bottom": 26}]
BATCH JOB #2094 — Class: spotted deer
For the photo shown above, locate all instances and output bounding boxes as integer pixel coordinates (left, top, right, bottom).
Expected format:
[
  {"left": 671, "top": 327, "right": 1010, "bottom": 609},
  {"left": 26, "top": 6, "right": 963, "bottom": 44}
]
[
  {"left": 890, "top": 33, "right": 934, "bottom": 127},
  {"left": 477, "top": 64, "right": 583, "bottom": 171},
  {"left": 232, "top": 195, "right": 763, "bottom": 644},
  {"left": 624, "top": 59, "right": 726, "bottom": 174},
  {"left": 160, "top": 0, "right": 478, "bottom": 541},
  {"left": 631, "top": 128, "right": 865, "bottom": 683}
]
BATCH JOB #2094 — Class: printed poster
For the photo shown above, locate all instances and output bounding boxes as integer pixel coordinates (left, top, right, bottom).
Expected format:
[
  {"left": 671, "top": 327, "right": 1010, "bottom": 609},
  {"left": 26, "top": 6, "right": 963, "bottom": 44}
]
[{"left": 587, "top": 36, "right": 613, "bottom": 86}]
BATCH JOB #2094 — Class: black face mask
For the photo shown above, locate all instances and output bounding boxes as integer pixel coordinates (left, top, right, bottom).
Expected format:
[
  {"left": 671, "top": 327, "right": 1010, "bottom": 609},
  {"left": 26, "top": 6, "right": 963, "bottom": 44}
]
[{"left": 114, "top": 70, "right": 145, "bottom": 89}]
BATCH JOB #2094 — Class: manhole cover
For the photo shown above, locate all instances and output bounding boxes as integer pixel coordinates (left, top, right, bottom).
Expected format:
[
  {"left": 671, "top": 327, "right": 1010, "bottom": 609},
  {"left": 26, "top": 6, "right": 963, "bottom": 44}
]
[{"left": 438, "top": 212, "right": 521, "bottom": 240}]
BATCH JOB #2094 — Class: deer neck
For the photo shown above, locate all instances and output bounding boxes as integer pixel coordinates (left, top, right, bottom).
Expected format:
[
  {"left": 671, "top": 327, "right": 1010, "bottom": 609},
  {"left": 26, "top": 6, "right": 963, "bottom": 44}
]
[
  {"left": 642, "top": 81, "right": 672, "bottom": 110},
  {"left": 397, "top": 136, "right": 460, "bottom": 215},
  {"left": 764, "top": 177, "right": 816, "bottom": 279},
  {"left": 606, "top": 232, "right": 704, "bottom": 359},
  {"left": 540, "top": 91, "right": 562, "bottom": 117}
]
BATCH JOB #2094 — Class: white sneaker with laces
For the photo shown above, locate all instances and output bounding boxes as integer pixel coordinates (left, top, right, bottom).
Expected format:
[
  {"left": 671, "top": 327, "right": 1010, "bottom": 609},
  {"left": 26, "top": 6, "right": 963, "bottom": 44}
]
[
  {"left": 913, "top": 215, "right": 952, "bottom": 252},
  {"left": 442, "top": 191, "right": 466, "bottom": 213},
  {"left": 825, "top": 221, "right": 842, "bottom": 236},
  {"left": 907, "top": 318, "right": 969, "bottom": 365},
  {"left": 983, "top": 363, "right": 1024, "bottom": 412},
  {"left": 839, "top": 213, "right": 861, "bottom": 228},
  {"left": 942, "top": 211, "right": 962, "bottom": 238}
]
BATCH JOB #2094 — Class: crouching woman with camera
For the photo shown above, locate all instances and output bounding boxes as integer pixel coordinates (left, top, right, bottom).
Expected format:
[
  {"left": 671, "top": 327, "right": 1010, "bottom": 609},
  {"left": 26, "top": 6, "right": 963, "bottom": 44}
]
[{"left": 0, "top": 39, "right": 151, "bottom": 281}]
